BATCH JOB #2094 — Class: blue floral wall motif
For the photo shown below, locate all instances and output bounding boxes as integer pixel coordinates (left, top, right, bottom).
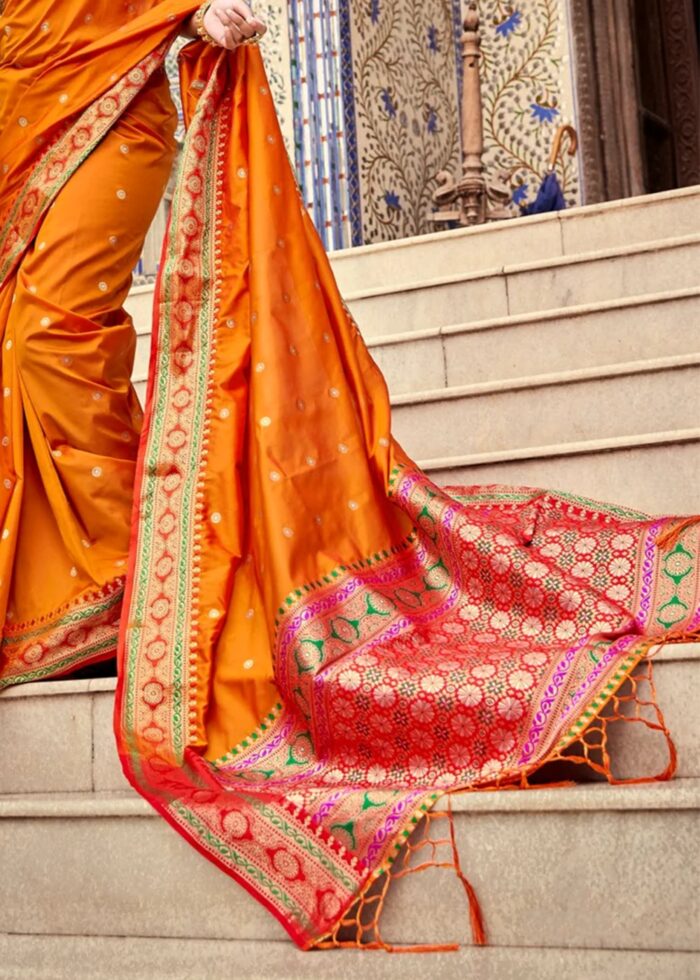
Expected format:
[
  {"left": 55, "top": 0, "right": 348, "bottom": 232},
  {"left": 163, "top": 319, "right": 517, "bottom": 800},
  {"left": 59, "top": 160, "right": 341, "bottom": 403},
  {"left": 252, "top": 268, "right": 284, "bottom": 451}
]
[
  {"left": 156, "top": 0, "right": 582, "bottom": 253},
  {"left": 474, "top": 0, "right": 581, "bottom": 212},
  {"left": 343, "top": 0, "right": 464, "bottom": 244}
]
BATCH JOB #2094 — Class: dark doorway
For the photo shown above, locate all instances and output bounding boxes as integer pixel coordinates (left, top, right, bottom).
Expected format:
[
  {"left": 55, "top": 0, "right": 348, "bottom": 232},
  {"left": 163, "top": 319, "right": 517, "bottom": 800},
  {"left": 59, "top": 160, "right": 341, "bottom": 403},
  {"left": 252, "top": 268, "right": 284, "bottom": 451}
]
[
  {"left": 632, "top": 0, "right": 700, "bottom": 192},
  {"left": 571, "top": 0, "right": 700, "bottom": 203}
]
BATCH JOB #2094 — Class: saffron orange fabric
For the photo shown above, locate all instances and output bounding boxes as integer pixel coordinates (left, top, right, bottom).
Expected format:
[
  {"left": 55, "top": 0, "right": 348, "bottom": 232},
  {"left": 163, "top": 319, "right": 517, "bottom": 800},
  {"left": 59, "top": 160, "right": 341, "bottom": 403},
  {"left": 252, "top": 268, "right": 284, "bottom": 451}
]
[
  {"left": 1, "top": 0, "right": 699, "bottom": 953},
  {"left": 0, "top": 0, "right": 278, "bottom": 738},
  {"left": 0, "top": 2, "right": 185, "bottom": 686},
  {"left": 117, "top": 42, "right": 700, "bottom": 948}
]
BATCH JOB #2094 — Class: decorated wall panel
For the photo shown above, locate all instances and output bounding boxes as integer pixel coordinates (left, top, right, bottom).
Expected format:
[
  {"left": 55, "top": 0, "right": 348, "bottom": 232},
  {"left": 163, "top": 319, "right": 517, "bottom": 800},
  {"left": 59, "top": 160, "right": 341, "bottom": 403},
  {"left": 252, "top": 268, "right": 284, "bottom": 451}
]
[
  {"left": 143, "top": 0, "right": 584, "bottom": 266},
  {"left": 344, "top": 0, "right": 464, "bottom": 244},
  {"left": 472, "top": 0, "right": 581, "bottom": 212}
]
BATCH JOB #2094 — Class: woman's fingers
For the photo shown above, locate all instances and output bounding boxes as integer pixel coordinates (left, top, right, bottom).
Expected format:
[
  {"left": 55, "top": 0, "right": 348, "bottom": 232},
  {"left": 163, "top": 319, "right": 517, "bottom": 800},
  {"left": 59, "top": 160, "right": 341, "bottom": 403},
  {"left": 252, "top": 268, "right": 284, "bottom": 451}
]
[
  {"left": 202, "top": 7, "right": 229, "bottom": 44},
  {"left": 223, "top": 23, "right": 244, "bottom": 49},
  {"left": 221, "top": 12, "right": 265, "bottom": 39},
  {"left": 214, "top": 2, "right": 267, "bottom": 41},
  {"left": 228, "top": 0, "right": 266, "bottom": 29},
  {"left": 213, "top": 5, "right": 234, "bottom": 27}
]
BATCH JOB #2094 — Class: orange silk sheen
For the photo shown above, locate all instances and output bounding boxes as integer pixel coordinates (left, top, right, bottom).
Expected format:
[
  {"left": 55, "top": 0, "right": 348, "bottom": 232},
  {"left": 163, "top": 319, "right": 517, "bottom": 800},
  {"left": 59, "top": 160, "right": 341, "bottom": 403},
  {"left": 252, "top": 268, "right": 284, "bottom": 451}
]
[
  {"left": 0, "top": 1, "right": 197, "bottom": 686},
  {"left": 126, "top": 40, "right": 407, "bottom": 758},
  {"left": 0, "top": 0, "right": 301, "bottom": 743},
  {"left": 2, "top": 0, "right": 699, "bottom": 953}
]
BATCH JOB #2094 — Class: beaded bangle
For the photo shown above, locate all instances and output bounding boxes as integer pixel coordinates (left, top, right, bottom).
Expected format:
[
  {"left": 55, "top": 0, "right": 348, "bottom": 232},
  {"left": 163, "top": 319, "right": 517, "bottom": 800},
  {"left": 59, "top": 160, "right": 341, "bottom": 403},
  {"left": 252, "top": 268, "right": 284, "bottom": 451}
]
[
  {"left": 193, "top": 2, "right": 218, "bottom": 46},
  {"left": 240, "top": 31, "right": 262, "bottom": 45}
]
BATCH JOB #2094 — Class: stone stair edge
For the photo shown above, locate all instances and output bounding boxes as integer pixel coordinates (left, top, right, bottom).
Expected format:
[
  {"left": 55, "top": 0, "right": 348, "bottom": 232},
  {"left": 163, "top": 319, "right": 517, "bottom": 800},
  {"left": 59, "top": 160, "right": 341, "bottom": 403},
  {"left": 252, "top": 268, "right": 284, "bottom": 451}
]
[
  {"left": 418, "top": 427, "right": 700, "bottom": 472},
  {"left": 1, "top": 934, "right": 697, "bottom": 980},
  {"left": 2, "top": 778, "right": 699, "bottom": 819},
  {"left": 125, "top": 231, "right": 700, "bottom": 305},
  {"left": 130, "top": 284, "right": 700, "bottom": 343},
  {"left": 324, "top": 184, "right": 700, "bottom": 263},
  {"left": 504, "top": 229, "right": 700, "bottom": 275},
  {"left": 321, "top": 232, "right": 700, "bottom": 303},
  {"left": 132, "top": 350, "right": 700, "bottom": 399},
  {"left": 120, "top": 189, "right": 700, "bottom": 300},
  {"left": 390, "top": 352, "right": 700, "bottom": 407},
  {"left": 367, "top": 286, "right": 700, "bottom": 349},
  {"left": 0, "top": 677, "right": 117, "bottom": 700}
]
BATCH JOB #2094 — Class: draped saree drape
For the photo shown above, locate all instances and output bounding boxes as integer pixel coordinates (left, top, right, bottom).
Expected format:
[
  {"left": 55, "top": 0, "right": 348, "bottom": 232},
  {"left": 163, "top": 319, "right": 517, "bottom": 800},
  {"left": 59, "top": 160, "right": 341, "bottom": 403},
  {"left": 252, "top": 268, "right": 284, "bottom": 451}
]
[{"left": 1, "top": 0, "right": 699, "bottom": 950}]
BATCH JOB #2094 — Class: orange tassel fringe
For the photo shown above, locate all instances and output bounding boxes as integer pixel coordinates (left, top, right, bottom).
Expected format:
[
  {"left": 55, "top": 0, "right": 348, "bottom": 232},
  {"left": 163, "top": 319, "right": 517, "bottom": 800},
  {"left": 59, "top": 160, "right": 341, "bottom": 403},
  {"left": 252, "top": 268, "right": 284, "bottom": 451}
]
[
  {"left": 656, "top": 516, "right": 700, "bottom": 552},
  {"left": 314, "top": 625, "right": 699, "bottom": 953}
]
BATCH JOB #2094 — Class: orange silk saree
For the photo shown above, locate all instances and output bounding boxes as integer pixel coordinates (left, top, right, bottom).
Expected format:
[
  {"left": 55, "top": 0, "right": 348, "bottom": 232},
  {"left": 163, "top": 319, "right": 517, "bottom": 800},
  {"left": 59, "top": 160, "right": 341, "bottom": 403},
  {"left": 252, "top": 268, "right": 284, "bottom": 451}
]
[
  {"left": 1, "top": 0, "right": 699, "bottom": 951},
  {"left": 0, "top": 0, "right": 192, "bottom": 685}
]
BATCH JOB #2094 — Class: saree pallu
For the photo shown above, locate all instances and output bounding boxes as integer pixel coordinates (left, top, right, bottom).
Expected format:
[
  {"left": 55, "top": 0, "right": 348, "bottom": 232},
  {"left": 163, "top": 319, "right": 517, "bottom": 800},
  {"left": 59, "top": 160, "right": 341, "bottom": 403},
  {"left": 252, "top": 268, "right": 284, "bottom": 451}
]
[{"left": 1, "top": 2, "right": 699, "bottom": 951}]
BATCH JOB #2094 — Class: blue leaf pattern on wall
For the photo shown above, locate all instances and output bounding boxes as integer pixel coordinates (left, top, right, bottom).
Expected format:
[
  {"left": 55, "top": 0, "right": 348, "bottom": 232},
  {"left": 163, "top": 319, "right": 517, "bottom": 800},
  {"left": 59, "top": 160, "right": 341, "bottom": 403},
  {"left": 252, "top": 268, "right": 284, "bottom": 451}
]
[
  {"left": 511, "top": 180, "right": 529, "bottom": 204},
  {"left": 476, "top": 0, "right": 580, "bottom": 213},
  {"left": 530, "top": 98, "right": 560, "bottom": 123},
  {"left": 346, "top": 0, "right": 462, "bottom": 242},
  {"left": 380, "top": 88, "right": 398, "bottom": 117},
  {"left": 495, "top": 7, "right": 523, "bottom": 38}
]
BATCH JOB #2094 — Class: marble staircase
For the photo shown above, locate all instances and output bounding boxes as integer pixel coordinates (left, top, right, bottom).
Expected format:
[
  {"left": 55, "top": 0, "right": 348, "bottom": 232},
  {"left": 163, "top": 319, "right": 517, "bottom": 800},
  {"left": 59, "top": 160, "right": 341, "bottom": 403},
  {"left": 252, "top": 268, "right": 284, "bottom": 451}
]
[
  {"left": 1, "top": 187, "right": 699, "bottom": 978},
  {"left": 127, "top": 185, "right": 700, "bottom": 516},
  {"left": 0, "top": 645, "right": 699, "bottom": 977}
]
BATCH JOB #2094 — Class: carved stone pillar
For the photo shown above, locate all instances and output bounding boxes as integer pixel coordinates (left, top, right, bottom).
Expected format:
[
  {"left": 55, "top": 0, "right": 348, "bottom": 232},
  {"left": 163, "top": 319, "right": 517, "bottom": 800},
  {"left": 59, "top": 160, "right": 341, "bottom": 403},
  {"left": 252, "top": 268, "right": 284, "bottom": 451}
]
[
  {"left": 460, "top": 4, "right": 488, "bottom": 225},
  {"left": 429, "top": 3, "right": 510, "bottom": 227}
]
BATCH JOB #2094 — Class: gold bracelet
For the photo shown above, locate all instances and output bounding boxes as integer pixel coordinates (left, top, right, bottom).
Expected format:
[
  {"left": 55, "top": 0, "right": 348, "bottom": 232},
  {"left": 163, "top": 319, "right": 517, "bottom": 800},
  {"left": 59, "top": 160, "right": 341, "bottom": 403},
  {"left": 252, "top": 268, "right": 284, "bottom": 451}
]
[{"left": 193, "top": 2, "right": 218, "bottom": 45}]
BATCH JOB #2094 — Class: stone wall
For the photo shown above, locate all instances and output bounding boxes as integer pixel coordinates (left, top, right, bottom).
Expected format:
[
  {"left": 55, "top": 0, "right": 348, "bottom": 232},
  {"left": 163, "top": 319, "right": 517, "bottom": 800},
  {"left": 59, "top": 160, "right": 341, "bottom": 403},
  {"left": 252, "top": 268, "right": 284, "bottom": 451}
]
[{"left": 473, "top": 0, "right": 581, "bottom": 213}]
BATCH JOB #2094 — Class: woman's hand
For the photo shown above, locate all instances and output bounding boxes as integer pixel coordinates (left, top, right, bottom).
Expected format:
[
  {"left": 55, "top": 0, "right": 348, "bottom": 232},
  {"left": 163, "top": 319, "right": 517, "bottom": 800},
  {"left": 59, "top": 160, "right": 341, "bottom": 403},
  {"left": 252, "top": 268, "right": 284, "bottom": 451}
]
[{"left": 202, "top": 0, "right": 267, "bottom": 49}]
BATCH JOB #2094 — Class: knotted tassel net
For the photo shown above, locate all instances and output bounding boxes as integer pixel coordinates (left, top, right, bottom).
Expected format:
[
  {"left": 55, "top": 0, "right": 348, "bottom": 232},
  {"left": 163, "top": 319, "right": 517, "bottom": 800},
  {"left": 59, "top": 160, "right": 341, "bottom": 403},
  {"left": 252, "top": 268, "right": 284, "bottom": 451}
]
[{"left": 314, "top": 628, "right": 697, "bottom": 953}]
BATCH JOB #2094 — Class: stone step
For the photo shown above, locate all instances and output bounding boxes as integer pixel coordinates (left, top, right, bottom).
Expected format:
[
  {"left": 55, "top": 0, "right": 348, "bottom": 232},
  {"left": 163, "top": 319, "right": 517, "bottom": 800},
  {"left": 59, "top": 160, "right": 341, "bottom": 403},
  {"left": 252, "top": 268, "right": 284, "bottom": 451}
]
[
  {"left": 0, "top": 780, "right": 697, "bottom": 952},
  {"left": 345, "top": 234, "right": 700, "bottom": 339},
  {"left": 0, "top": 645, "right": 697, "bottom": 798},
  {"left": 131, "top": 350, "right": 700, "bottom": 472},
  {"left": 129, "top": 287, "right": 700, "bottom": 397},
  {"left": 124, "top": 189, "right": 700, "bottom": 331},
  {"left": 131, "top": 357, "right": 700, "bottom": 445},
  {"left": 124, "top": 232, "right": 700, "bottom": 343},
  {"left": 373, "top": 288, "right": 700, "bottom": 394},
  {"left": 427, "top": 431, "right": 700, "bottom": 518},
  {"left": 327, "top": 185, "right": 700, "bottom": 294},
  {"left": 0, "top": 934, "right": 697, "bottom": 980},
  {"left": 391, "top": 354, "right": 700, "bottom": 460}
]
